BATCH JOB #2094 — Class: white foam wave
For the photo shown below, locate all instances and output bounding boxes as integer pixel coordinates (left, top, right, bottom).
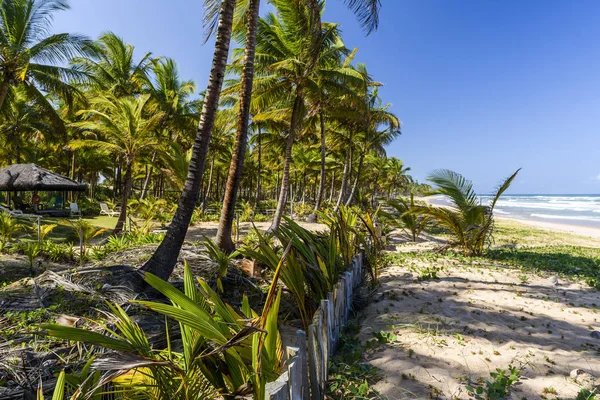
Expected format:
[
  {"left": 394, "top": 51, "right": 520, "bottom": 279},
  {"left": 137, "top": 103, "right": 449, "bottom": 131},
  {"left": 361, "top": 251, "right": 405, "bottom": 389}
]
[
  {"left": 494, "top": 209, "right": 509, "bottom": 215},
  {"left": 530, "top": 213, "right": 600, "bottom": 222}
]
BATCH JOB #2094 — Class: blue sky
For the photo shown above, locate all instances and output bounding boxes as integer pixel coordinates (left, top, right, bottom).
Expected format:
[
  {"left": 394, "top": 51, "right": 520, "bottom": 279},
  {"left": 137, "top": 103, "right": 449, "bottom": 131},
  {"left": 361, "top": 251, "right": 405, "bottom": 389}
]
[{"left": 52, "top": 1, "right": 600, "bottom": 194}]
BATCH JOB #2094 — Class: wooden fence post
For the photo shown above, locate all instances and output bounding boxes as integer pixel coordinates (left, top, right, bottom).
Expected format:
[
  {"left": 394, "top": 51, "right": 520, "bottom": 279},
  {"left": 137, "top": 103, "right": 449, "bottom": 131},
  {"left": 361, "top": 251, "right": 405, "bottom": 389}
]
[{"left": 308, "top": 323, "right": 322, "bottom": 400}]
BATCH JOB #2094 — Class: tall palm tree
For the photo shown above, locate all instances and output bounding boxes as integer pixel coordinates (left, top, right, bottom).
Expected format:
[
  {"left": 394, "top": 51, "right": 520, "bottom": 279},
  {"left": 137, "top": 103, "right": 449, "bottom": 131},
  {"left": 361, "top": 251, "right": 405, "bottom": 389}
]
[
  {"left": 70, "top": 94, "right": 163, "bottom": 234},
  {"left": 0, "top": 0, "right": 93, "bottom": 111},
  {"left": 142, "top": 0, "right": 236, "bottom": 280},
  {"left": 215, "top": 0, "right": 261, "bottom": 253},
  {"left": 251, "top": 0, "right": 351, "bottom": 232}
]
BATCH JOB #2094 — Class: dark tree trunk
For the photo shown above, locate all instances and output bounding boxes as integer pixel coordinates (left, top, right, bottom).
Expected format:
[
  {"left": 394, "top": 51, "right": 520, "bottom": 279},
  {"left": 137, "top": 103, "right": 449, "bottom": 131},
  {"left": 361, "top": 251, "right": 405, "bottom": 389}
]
[
  {"left": 329, "top": 170, "right": 335, "bottom": 202},
  {"left": 202, "top": 155, "right": 215, "bottom": 211},
  {"left": 268, "top": 95, "right": 303, "bottom": 233},
  {"left": 254, "top": 124, "right": 262, "bottom": 207},
  {"left": 113, "top": 161, "right": 132, "bottom": 235},
  {"left": 0, "top": 77, "right": 12, "bottom": 111},
  {"left": 142, "top": 0, "right": 236, "bottom": 280},
  {"left": 216, "top": 0, "right": 260, "bottom": 253}
]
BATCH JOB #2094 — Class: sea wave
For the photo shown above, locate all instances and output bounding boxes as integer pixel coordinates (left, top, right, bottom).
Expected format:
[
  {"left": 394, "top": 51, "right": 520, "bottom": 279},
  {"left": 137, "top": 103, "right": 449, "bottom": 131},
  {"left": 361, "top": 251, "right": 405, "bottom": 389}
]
[
  {"left": 530, "top": 213, "right": 600, "bottom": 222},
  {"left": 494, "top": 208, "right": 509, "bottom": 214},
  {"left": 493, "top": 200, "right": 600, "bottom": 211}
]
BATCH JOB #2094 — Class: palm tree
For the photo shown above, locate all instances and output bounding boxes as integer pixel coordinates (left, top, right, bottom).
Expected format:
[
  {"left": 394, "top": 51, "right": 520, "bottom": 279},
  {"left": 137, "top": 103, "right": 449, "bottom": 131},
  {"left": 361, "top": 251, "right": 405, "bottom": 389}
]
[
  {"left": 142, "top": 0, "right": 237, "bottom": 280},
  {"left": 215, "top": 0, "right": 261, "bottom": 253},
  {"left": 410, "top": 169, "right": 521, "bottom": 255},
  {"left": 251, "top": 0, "right": 350, "bottom": 232},
  {"left": 140, "top": 58, "right": 200, "bottom": 199},
  {"left": 0, "top": 0, "right": 93, "bottom": 111},
  {"left": 73, "top": 32, "right": 153, "bottom": 97},
  {"left": 344, "top": 87, "right": 401, "bottom": 206},
  {"left": 70, "top": 94, "right": 163, "bottom": 234},
  {"left": 384, "top": 157, "right": 412, "bottom": 199},
  {"left": 0, "top": 87, "right": 62, "bottom": 165}
]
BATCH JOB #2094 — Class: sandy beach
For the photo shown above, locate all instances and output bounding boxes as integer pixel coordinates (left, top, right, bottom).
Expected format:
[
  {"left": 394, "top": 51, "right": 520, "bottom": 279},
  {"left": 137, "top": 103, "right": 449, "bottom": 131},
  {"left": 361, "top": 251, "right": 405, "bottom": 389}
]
[{"left": 499, "top": 217, "right": 600, "bottom": 240}]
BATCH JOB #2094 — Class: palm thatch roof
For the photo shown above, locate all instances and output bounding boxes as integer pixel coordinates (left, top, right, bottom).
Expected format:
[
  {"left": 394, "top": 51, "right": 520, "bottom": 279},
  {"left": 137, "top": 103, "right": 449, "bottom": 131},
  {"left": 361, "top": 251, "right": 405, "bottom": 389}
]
[{"left": 0, "top": 164, "right": 85, "bottom": 192}]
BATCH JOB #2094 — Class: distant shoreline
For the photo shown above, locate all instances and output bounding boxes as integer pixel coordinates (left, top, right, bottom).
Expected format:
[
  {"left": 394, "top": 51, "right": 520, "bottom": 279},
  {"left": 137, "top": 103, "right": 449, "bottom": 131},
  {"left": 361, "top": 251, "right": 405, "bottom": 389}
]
[
  {"left": 497, "top": 216, "right": 600, "bottom": 240},
  {"left": 414, "top": 196, "right": 600, "bottom": 240}
]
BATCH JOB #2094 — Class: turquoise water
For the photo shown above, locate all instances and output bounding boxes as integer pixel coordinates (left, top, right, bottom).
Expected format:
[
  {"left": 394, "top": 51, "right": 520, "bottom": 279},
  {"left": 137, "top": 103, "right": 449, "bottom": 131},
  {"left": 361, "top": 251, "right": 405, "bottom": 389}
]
[{"left": 429, "top": 194, "right": 600, "bottom": 228}]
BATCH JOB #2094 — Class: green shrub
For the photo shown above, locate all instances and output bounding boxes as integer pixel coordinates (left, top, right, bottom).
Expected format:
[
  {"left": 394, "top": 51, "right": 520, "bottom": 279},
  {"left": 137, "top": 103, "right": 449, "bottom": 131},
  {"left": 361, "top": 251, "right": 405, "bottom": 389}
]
[{"left": 466, "top": 365, "right": 522, "bottom": 399}]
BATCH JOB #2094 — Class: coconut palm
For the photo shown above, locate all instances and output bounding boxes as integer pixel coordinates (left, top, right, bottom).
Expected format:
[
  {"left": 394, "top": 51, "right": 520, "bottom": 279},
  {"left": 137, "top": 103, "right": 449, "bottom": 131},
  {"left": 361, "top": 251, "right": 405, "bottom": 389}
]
[
  {"left": 0, "top": 0, "right": 93, "bottom": 113},
  {"left": 0, "top": 87, "right": 62, "bottom": 165},
  {"left": 140, "top": 58, "right": 200, "bottom": 199},
  {"left": 73, "top": 32, "right": 153, "bottom": 97},
  {"left": 70, "top": 94, "right": 164, "bottom": 234},
  {"left": 251, "top": 0, "right": 356, "bottom": 232},
  {"left": 344, "top": 86, "right": 401, "bottom": 206},
  {"left": 142, "top": 0, "right": 236, "bottom": 280},
  {"left": 410, "top": 168, "right": 521, "bottom": 255},
  {"left": 215, "top": 0, "right": 261, "bottom": 253},
  {"left": 384, "top": 157, "right": 412, "bottom": 199}
]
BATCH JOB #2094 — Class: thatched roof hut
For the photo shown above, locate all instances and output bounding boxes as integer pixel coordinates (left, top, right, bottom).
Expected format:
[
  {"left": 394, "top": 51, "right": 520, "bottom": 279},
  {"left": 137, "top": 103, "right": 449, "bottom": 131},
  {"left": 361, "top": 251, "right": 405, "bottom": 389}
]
[{"left": 0, "top": 164, "right": 85, "bottom": 192}]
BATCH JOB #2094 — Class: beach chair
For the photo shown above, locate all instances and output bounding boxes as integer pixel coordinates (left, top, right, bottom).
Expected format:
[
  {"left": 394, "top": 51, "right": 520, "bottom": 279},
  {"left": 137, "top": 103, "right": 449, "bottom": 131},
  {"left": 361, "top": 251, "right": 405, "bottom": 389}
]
[
  {"left": 69, "top": 202, "right": 82, "bottom": 218},
  {"left": 100, "top": 202, "right": 119, "bottom": 217}
]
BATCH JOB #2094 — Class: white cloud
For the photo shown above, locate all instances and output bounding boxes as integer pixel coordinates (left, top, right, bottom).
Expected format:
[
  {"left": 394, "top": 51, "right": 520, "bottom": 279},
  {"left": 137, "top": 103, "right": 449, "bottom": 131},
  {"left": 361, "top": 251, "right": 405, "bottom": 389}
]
[{"left": 596, "top": 174, "right": 600, "bottom": 181}]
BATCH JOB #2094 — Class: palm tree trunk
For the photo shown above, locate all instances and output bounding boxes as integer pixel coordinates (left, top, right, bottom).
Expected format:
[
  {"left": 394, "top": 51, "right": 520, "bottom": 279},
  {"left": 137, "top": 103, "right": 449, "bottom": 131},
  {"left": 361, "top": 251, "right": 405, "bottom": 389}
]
[
  {"left": 254, "top": 124, "right": 262, "bottom": 207},
  {"left": 113, "top": 161, "right": 133, "bottom": 235},
  {"left": 202, "top": 155, "right": 215, "bottom": 211},
  {"left": 216, "top": 0, "right": 260, "bottom": 253},
  {"left": 344, "top": 151, "right": 365, "bottom": 207},
  {"left": 268, "top": 95, "right": 303, "bottom": 233},
  {"left": 329, "top": 170, "right": 335, "bottom": 202},
  {"left": 0, "top": 77, "right": 11, "bottom": 111},
  {"left": 142, "top": 0, "right": 236, "bottom": 280},
  {"left": 334, "top": 140, "right": 352, "bottom": 212},
  {"left": 140, "top": 151, "right": 157, "bottom": 199},
  {"left": 308, "top": 112, "right": 326, "bottom": 221}
]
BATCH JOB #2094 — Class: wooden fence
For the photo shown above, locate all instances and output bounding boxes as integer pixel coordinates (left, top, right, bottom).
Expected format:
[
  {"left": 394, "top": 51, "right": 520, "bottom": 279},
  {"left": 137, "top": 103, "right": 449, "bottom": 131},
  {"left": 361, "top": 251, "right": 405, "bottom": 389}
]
[{"left": 266, "top": 252, "right": 364, "bottom": 400}]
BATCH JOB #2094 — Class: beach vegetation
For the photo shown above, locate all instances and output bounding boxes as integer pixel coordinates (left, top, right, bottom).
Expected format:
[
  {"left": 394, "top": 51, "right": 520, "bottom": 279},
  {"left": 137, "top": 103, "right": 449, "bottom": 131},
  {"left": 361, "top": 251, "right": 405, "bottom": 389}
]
[{"left": 409, "top": 168, "right": 521, "bottom": 256}]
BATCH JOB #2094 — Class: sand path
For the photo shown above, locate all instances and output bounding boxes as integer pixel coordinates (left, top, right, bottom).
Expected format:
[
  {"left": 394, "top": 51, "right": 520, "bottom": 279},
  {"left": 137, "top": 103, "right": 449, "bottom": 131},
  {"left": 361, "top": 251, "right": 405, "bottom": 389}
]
[{"left": 359, "top": 255, "right": 600, "bottom": 399}]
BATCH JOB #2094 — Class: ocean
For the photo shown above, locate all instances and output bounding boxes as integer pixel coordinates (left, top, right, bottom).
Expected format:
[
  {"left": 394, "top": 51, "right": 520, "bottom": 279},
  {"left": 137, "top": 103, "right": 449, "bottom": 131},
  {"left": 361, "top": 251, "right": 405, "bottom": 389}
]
[{"left": 429, "top": 194, "right": 600, "bottom": 228}]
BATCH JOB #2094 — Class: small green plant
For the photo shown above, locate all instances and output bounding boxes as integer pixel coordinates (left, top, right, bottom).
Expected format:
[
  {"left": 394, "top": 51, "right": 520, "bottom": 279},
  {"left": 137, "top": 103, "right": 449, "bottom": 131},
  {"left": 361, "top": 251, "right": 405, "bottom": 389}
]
[
  {"left": 577, "top": 388, "right": 598, "bottom": 400},
  {"left": 370, "top": 330, "right": 399, "bottom": 345},
  {"left": 0, "top": 212, "right": 23, "bottom": 251},
  {"left": 466, "top": 365, "right": 522, "bottom": 399},
  {"left": 24, "top": 242, "right": 41, "bottom": 275},
  {"left": 411, "top": 264, "right": 442, "bottom": 280},
  {"left": 542, "top": 386, "right": 557, "bottom": 395},
  {"left": 202, "top": 236, "right": 235, "bottom": 292}
]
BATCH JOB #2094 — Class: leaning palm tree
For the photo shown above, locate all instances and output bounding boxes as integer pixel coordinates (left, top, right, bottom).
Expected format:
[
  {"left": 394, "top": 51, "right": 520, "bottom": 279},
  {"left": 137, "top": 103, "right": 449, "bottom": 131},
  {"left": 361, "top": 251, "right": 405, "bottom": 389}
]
[
  {"left": 410, "top": 168, "right": 521, "bottom": 256},
  {"left": 142, "top": 0, "right": 237, "bottom": 280},
  {"left": 70, "top": 94, "right": 164, "bottom": 234},
  {"left": 0, "top": 0, "right": 93, "bottom": 111},
  {"left": 214, "top": 0, "right": 261, "bottom": 253}
]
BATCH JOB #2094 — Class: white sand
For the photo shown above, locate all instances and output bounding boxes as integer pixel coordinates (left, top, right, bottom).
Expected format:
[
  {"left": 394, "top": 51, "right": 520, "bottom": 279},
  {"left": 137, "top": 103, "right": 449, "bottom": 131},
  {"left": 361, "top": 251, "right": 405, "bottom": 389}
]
[
  {"left": 358, "top": 251, "right": 600, "bottom": 399},
  {"left": 500, "top": 217, "right": 600, "bottom": 240}
]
